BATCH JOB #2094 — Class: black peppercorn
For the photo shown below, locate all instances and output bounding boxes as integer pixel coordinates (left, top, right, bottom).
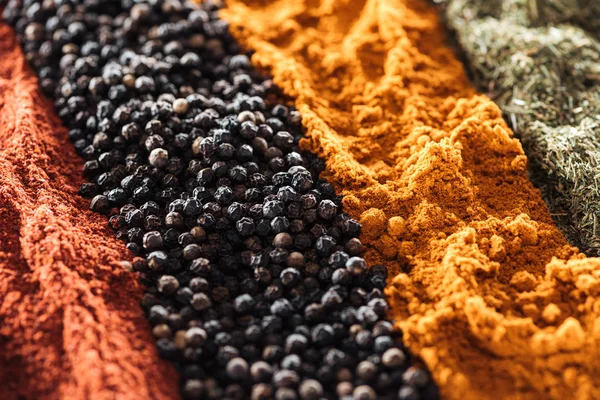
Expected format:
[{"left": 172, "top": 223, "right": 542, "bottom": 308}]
[
  {"left": 158, "top": 275, "right": 180, "bottom": 295},
  {"left": 90, "top": 194, "right": 110, "bottom": 212}
]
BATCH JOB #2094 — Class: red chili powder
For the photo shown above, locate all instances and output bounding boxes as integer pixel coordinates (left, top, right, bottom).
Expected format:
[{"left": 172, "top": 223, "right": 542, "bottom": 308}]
[{"left": 0, "top": 22, "right": 180, "bottom": 400}]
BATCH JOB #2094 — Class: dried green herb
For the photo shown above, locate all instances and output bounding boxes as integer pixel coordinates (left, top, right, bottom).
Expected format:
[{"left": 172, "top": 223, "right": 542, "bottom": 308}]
[{"left": 437, "top": 0, "right": 600, "bottom": 253}]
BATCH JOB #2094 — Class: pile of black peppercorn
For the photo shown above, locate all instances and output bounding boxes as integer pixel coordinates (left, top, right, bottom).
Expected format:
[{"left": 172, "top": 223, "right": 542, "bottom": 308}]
[{"left": 4, "top": 0, "right": 440, "bottom": 399}]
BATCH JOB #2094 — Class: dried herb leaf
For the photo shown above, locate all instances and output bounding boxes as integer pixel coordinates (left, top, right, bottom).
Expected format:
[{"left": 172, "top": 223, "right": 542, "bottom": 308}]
[{"left": 438, "top": 0, "right": 600, "bottom": 253}]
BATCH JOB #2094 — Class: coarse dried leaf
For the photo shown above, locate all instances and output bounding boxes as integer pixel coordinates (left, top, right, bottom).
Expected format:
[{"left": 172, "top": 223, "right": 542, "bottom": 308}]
[{"left": 438, "top": 0, "right": 600, "bottom": 253}]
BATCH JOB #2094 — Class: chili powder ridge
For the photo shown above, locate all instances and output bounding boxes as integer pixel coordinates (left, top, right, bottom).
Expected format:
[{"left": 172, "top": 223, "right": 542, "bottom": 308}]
[
  {"left": 0, "top": 22, "right": 179, "bottom": 400},
  {"left": 221, "top": 0, "right": 600, "bottom": 399}
]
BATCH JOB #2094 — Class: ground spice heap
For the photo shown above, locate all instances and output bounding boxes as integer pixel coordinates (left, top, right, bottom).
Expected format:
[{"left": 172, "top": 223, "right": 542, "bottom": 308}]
[
  {"left": 0, "top": 17, "right": 178, "bottom": 400},
  {"left": 438, "top": 0, "right": 600, "bottom": 253},
  {"left": 6, "top": 0, "right": 438, "bottom": 399},
  {"left": 222, "top": 0, "right": 600, "bottom": 399}
]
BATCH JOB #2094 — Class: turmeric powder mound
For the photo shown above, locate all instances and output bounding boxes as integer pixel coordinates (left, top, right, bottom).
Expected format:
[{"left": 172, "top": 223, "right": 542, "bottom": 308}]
[{"left": 221, "top": 0, "right": 600, "bottom": 399}]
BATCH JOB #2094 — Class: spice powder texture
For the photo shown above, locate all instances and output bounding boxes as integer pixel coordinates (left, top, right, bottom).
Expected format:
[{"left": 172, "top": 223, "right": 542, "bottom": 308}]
[
  {"left": 221, "top": 0, "right": 600, "bottom": 399},
  {"left": 0, "top": 23, "right": 179, "bottom": 400}
]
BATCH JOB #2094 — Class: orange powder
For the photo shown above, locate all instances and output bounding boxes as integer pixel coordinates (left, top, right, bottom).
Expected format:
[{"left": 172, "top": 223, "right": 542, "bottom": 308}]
[
  {"left": 221, "top": 0, "right": 600, "bottom": 399},
  {"left": 0, "top": 22, "right": 179, "bottom": 400}
]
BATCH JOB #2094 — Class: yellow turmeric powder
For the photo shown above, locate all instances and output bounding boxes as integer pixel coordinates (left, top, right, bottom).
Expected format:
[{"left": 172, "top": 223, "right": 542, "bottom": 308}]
[{"left": 222, "top": 0, "right": 600, "bottom": 399}]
